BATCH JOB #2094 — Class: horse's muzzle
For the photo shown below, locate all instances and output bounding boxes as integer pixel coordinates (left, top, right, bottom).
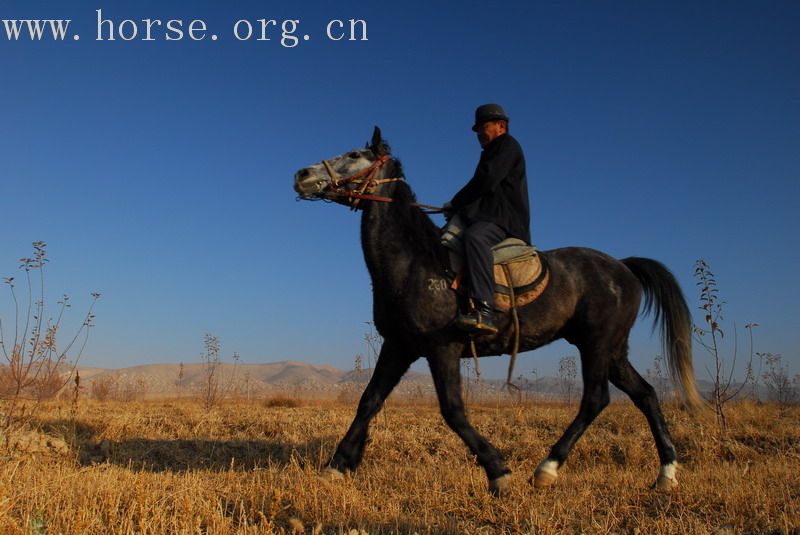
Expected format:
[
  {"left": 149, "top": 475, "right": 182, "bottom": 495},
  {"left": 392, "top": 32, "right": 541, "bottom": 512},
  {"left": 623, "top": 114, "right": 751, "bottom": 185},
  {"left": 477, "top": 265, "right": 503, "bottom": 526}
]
[{"left": 294, "top": 168, "right": 329, "bottom": 199}]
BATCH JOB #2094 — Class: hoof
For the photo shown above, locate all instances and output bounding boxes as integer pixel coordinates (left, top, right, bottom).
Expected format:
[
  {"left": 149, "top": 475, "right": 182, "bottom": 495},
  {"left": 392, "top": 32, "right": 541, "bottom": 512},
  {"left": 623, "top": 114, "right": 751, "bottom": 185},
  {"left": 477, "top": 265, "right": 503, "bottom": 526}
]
[
  {"left": 489, "top": 474, "right": 511, "bottom": 496},
  {"left": 533, "top": 459, "right": 558, "bottom": 488},
  {"left": 654, "top": 462, "right": 678, "bottom": 491},
  {"left": 319, "top": 466, "right": 347, "bottom": 481},
  {"left": 654, "top": 474, "right": 678, "bottom": 491}
]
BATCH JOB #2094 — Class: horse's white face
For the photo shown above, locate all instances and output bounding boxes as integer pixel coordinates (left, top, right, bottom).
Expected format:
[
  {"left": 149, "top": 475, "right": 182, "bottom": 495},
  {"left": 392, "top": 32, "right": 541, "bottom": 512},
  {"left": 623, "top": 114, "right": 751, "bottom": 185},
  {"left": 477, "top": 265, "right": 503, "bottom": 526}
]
[{"left": 293, "top": 147, "right": 378, "bottom": 200}]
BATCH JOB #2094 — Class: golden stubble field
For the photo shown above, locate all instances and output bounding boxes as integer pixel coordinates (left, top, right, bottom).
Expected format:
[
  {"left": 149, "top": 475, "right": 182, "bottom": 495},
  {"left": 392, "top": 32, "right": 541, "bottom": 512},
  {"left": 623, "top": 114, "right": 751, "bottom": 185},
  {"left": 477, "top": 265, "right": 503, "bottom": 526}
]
[{"left": 0, "top": 396, "right": 798, "bottom": 534}]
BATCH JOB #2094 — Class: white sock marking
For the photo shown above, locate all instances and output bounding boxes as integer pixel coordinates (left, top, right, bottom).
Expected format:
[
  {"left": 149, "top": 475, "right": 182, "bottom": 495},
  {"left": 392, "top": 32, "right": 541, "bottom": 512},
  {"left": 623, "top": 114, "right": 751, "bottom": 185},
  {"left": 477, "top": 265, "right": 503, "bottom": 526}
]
[
  {"left": 536, "top": 459, "right": 559, "bottom": 477},
  {"left": 659, "top": 461, "right": 678, "bottom": 481}
]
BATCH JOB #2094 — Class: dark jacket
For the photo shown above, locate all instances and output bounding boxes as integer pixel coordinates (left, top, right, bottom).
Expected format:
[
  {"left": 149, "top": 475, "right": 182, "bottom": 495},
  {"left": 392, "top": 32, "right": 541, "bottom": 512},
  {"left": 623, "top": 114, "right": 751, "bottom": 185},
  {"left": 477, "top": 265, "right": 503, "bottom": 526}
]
[{"left": 450, "top": 133, "right": 531, "bottom": 244}]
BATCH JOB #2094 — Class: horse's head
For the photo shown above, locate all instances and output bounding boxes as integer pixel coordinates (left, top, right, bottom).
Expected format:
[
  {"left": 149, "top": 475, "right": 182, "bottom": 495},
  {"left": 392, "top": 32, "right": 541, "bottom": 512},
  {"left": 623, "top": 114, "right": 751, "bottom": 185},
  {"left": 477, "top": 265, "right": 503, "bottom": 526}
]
[{"left": 294, "top": 126, "right": 396, "bottom": 206}]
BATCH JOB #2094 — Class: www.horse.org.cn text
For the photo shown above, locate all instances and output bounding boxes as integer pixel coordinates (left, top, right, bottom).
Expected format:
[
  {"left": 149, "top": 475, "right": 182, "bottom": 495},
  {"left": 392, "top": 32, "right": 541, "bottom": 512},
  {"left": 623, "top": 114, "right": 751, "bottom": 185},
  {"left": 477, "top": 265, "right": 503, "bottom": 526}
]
[{"left": 1, "top": 9, "right": 368, "bottom": 47}]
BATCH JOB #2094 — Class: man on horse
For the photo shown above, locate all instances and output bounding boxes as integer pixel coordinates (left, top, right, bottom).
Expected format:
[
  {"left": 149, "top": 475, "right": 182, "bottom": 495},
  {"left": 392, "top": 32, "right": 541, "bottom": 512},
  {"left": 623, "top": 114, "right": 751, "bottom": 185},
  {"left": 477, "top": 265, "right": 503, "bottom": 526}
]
[{"left": 445, "top": 103, "right": 531, "bottom": 335}]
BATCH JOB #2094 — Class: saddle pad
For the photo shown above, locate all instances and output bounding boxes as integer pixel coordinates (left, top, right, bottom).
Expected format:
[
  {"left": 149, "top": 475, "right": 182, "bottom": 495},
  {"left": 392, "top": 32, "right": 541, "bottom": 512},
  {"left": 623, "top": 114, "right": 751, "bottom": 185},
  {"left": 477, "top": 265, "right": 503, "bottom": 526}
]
[
  {"left": 491, "top": 238, "right": 537, "bottom": 264},
  {"left": 493, "top": 254, "right": 550, "bottom": 311}
]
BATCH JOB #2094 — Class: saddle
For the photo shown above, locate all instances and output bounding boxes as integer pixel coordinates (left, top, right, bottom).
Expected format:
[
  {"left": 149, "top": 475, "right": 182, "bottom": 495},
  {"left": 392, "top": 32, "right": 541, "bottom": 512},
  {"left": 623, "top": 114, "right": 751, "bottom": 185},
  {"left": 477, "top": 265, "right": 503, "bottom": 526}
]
[{"left": 441, "top": 215, "right": 550, "bottom": 311}]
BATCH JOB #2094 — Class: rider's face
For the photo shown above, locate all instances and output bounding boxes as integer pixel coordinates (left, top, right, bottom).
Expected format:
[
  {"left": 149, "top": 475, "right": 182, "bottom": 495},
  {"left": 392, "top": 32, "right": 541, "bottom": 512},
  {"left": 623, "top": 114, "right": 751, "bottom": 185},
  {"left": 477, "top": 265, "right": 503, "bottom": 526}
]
[{"left": 476, "top": 121, "right": 506, "bottom": 148}]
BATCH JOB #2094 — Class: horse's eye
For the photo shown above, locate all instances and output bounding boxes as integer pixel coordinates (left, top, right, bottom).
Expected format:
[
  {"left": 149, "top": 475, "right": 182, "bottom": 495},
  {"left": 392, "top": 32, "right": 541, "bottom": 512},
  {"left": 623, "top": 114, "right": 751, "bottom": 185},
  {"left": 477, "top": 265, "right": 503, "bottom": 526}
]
[{"left": 348, "top": 152, "right": 361, "bottom": 159}]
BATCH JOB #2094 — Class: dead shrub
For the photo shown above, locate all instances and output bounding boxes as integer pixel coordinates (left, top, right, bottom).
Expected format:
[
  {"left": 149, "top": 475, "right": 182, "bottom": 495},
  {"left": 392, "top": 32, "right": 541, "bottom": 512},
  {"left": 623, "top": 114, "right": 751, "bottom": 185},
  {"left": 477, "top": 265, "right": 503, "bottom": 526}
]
[{"left": 264, "top": 395, "right": 300, "bottom": 408}]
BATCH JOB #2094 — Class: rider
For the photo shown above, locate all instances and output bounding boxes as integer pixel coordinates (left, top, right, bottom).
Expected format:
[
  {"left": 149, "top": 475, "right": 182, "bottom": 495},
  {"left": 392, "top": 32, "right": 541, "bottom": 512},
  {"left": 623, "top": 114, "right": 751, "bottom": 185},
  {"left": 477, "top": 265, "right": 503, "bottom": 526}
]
[{"left": 444, "top": 104, "right": 531, "bottom": 335}]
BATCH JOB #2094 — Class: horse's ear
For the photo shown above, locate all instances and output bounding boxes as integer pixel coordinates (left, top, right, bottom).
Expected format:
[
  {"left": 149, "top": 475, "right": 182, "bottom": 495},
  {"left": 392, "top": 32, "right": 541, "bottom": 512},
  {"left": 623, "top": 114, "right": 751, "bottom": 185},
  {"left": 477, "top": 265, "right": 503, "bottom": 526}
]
[
  {"left": 370, "top": 126, "right": 387, "bottom": 155},
  {"left": 371, "top": 126, "right": 382, "bottom": 147}
]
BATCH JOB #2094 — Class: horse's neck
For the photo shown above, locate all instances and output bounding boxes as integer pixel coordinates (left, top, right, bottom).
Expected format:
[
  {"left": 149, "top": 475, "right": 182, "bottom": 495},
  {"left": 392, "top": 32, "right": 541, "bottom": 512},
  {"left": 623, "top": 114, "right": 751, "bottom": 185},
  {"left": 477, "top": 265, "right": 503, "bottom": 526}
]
[{"left": 360, "top": 197, "right": 412, "bottom": 293}]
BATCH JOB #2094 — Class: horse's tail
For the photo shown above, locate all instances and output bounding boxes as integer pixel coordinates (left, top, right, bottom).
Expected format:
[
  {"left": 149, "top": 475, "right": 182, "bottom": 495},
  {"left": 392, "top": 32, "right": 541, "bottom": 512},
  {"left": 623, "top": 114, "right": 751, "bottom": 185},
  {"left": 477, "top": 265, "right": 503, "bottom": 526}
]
[{"left": 622, "top": 257, "right": 705, "bottom": 411}]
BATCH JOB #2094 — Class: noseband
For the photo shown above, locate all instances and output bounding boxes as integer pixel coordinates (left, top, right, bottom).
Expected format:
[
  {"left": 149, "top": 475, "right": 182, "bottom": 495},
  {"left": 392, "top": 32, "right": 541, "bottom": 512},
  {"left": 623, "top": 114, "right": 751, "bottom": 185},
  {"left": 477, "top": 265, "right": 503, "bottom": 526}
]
[{"left": 320, "top": 154, "right": 441, "bottom": 213}]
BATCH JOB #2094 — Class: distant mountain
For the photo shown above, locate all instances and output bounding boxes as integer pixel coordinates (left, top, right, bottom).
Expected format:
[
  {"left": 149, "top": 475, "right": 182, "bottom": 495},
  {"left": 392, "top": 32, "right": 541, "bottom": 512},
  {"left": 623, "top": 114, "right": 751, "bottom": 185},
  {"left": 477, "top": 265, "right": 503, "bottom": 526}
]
[{"left": 76, "top": 361, "right": 766, "bottom": 402}]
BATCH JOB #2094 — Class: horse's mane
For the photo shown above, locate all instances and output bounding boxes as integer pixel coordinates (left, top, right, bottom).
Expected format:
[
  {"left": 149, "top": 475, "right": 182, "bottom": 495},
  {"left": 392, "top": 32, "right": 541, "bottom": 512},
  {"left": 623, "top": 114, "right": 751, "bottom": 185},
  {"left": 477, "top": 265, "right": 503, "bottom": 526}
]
[{"left": 383, "top": 147, "right": 403, "bottom": 177}]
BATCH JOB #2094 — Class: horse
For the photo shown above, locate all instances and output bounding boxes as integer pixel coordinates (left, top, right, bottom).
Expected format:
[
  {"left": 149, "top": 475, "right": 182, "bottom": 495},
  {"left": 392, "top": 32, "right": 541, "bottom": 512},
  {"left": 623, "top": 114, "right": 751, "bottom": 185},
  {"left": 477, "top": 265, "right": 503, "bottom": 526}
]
[{"left": 293, "top": 127, "right": 703, "bottom": 496}]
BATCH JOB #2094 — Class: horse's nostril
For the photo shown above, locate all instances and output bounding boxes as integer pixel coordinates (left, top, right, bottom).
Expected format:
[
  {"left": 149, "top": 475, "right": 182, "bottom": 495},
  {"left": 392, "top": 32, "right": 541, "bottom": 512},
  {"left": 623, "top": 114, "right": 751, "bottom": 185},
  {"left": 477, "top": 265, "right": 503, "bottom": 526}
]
[{"left": 298, "top": 169, "right": 310, "bottom": 179}]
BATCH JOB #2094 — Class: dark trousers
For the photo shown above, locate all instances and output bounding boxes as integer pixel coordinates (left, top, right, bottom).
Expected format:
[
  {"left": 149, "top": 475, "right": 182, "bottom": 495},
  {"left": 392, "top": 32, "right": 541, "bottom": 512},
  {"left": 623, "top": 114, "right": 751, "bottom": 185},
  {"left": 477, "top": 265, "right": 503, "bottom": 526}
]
[{"left": 462, "top": 221, "right": 507, "bottom": 306}]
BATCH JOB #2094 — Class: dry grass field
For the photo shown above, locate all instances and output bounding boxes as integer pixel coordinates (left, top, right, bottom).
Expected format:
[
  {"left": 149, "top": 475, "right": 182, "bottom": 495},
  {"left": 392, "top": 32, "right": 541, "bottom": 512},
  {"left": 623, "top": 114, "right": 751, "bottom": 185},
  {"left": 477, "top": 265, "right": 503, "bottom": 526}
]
[{"left": 0, "top": 395, "right": 798, "bottom": 534}]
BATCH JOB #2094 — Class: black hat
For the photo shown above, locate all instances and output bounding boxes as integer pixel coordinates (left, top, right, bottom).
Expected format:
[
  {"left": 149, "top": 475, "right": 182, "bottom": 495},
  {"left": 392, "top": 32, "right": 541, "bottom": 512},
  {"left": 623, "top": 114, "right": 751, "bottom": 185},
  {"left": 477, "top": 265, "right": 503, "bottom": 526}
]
[{"left": 472, "top": 103, "right": 509, "bottom": 131}]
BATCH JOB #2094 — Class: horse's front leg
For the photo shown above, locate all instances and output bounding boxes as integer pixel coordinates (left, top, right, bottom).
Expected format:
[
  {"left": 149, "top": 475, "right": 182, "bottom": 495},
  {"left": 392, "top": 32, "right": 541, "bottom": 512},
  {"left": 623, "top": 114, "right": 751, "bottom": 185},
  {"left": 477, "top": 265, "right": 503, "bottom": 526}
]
[
  {"left": 325, "top": 339, "right": 415, "bottom": 477},
  {"left": 428, "top": 343, "right": 511, "bottom": 496}
]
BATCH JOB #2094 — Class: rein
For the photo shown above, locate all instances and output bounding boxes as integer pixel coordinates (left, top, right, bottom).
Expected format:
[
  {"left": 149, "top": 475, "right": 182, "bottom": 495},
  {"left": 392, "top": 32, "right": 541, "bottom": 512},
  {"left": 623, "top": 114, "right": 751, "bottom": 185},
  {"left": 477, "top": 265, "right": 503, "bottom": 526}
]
[{"left": 321, "top": 155, "right": 443, "bottom": 214}]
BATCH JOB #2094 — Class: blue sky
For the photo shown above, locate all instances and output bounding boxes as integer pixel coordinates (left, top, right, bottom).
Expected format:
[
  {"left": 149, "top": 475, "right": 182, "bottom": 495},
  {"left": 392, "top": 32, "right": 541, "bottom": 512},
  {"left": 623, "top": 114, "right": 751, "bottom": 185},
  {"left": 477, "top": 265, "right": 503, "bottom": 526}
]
[{"left": 1, "top": 0, "right": 797, "bottom": 380}]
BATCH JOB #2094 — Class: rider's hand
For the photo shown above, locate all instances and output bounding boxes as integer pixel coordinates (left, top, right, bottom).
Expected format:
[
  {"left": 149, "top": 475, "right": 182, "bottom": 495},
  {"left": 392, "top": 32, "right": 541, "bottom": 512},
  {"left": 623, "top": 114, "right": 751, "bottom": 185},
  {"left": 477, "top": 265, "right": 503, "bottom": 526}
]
[{"left": 442, "top": 201, "right": 454, "bottom": 221}]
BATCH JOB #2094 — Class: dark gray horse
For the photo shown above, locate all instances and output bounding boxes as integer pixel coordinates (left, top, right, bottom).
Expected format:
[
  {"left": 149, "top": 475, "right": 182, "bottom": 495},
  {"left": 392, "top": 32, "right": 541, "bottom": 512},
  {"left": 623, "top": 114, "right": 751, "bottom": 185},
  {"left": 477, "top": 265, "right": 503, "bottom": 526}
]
[{"left": 293, "top": 127, "right": 702, "bottom": 495}]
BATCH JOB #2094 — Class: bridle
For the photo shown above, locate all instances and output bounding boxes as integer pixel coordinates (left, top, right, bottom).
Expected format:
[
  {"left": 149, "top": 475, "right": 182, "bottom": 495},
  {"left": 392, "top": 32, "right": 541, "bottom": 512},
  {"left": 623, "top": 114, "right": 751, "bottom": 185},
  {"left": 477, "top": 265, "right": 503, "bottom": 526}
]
[
  {"left": 321, "top": 154, "right": 401, "bottom": 210},
  {"left": 320, "top": 153, "right": 442, "bottom": 213}
]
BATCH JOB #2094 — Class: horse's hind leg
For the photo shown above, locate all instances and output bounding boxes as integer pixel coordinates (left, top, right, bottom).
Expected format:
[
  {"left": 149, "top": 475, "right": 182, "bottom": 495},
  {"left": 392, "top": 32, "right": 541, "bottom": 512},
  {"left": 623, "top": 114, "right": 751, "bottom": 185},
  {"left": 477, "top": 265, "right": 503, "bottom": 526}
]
[
  {"left": 326, "top": 339, "right": 415, "bottom": 477},
  {"left": 534, "top": 346, "right": 610, "bottom": 488},
  {"left": 609, "top": 357, "right": 679, "bottom": 490},
  {"left": 428, "top": 344, "right": 511, "bottom": 496}
]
